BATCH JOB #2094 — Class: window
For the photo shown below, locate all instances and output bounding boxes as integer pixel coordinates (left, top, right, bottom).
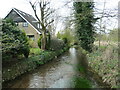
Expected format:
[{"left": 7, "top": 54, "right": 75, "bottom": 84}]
[
  {"left": 23, "top": 22, "right": 28, "bottom": 27},
  {"left": 27, "top": 35, "right": 35, "bottom": 41},
  {"left": 37, "top": 23, "right": 40, "bottom": 28}
]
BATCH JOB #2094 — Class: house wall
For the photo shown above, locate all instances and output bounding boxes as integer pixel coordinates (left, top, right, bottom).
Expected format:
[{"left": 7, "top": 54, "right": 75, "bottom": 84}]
[{"left": 18, "top": 22, "right": 40, "bottom": 48}]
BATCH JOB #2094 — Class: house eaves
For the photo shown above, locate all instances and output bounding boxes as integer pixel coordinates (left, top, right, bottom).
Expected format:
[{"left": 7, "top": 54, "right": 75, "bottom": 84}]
[{"left": 13, "top": 8, "right": 41, "bottom": 34}]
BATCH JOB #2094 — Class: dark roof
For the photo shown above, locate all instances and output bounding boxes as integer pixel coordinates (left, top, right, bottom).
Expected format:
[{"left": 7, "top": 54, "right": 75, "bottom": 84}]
[{"left": 6, "top": 8, "right": 41, "bottom": 34}]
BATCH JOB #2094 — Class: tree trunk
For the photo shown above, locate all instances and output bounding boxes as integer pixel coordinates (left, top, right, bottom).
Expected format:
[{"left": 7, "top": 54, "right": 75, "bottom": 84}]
[
  {"left": 41, "top": 31, "right": 46, "bottom": 50},
  {"left": 99, "top": 36, "right": 101, "bottom": 47}
]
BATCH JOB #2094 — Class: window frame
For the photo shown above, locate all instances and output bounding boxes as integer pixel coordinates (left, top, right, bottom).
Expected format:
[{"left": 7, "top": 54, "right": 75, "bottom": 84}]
[{"left": 23, "top": 22, "right": 28, "bottom": 27}]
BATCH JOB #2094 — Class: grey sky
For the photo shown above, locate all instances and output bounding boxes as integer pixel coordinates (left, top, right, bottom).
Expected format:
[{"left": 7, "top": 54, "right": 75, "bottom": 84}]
[
  {"left": 0, "top": 0, "right": 119, "bottom": 33},
  {"left": 0, "top": 0, "right": 118, "bottom": 17},
  {"left": 0, "top": 0, "right": 66, "bottom": 18}
]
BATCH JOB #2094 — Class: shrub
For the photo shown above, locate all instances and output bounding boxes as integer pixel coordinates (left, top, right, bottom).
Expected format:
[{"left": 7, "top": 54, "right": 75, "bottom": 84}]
[
  {"left": 22, "top": 46, "right": 30, "bottom": 58},
  {"left": 29, "top": 39, "right": 34, "bottom": 48},
  {"left": 30, "top": 48, "right": 42, "bottom": 55},
  {"left": 49, "top": 38, "right": 64, "bottom": 51},
  {"left": 62, "top": 37, "right": 68, "bottom": 44},
  {"left": 88, "top": 45, "right": 118, "bottom": 87},
  {"left": 2, "top": 19, "right": 30, "bottom": 59}
]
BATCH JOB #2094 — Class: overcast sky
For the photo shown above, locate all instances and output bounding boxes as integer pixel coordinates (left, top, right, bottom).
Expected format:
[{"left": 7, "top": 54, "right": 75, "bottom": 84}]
[
  {"left": 0, "top": 0, "right": 119, "bottom": 33},
  {"left": 0, "top": 0, "right": 119, "bottom": 18},
  {"left": 0, "top": 0, "right": 68, "bottom": 18}
]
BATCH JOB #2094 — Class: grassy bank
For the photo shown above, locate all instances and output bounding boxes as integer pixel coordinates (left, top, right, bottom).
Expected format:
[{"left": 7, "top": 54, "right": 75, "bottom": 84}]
[
  {"left": 73, "top": 76, "right": 92, "bottom": 88},
  {"left": 87, "top": 44, "right": 118, "bottom": 88},
  {"left": 73, "top": 46, "right": 112, "bottom": 88},
  {"left": 2, "top": 46, "right": 69, "bottom": 83}
]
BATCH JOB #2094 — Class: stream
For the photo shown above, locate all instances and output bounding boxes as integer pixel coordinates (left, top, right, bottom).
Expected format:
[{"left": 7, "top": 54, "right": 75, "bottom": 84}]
[{"left": 3, "top": 48, "right": 109, "bottom": 88}]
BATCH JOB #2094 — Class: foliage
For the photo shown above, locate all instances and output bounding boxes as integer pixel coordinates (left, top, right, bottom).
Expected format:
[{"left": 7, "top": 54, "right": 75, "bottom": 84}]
[
  {"left": 88, "top": 45, "right": 118, "bottom": 87},
  {"left": 57, "top": 29, "right": 76, "bottom": 46},
  {"left": 108, "top": 28, "right": 118, "bottom": 42},
  {"left": 57, "top": 32, "right": 61, "bottom": 39},
  {"left": 57, "top": 18, "right": 78, "bottom": 46},
  {"left": 38, "top": 35, "right": 43, "bottom": 49},
  {"left": 19, "top": 31, "right": 30, "bottom": 58},
  {"left": 95, "top": 33, "right": 108, "bottom": 41},
  {"left": 38, "top": 33, "right": 51, "bottom": 50},
  {"left": 30, "top": 48, "right": 42, "bottom": 55},
  {"left": 49, "top": 38, "right": 65, "bottom": 51},
  {"left": 74, "top": 77, "right": 92, "bottom": 88},
  {"left": 62, "top": 37, "right": 68, "bottom": 44},
  {"left": 38, "top": 34, "right": 65, "bottom": 51},
  {"left": 28, "top": 39, "right": 35, "bottom": 48},
  {"left": 2, "top": 19, "right": 30, "bottom": 59},
  {"left": 2, "top": 46, "right": 69, "bottom": 82},
  {"left": 73, "top": 2, "right": 96, "bottom": 52}
]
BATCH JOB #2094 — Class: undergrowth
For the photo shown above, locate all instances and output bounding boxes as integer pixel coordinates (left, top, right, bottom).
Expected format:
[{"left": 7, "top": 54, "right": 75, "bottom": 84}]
[{"left": 88, "top": 44, "right": 118, "bottom": 88}]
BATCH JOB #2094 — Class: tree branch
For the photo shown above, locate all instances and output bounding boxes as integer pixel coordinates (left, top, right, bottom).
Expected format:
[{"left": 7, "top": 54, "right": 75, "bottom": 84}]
[
  {"left": 29, "top": 2, "right": 42, "bottom": 26},
  {"left": 45, "top": 19, "right": 54, "bottom": 27}
]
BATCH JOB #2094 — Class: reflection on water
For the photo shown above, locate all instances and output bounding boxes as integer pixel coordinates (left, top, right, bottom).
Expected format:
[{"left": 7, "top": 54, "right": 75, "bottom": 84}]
[
  {"left": 69, "top": 48, "right": 78, "bottom": 65},
  {"left": 69, "top": 48, "right": 76, "bottom": 55},
  {"left": 3, "top": 48, "right": 79, "bottom": 88}
]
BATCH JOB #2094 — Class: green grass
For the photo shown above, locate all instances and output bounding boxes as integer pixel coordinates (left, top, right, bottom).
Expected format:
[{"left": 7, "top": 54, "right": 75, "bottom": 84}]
[{"left": 74, "top": 77, "right": 92, "bottom": 88}]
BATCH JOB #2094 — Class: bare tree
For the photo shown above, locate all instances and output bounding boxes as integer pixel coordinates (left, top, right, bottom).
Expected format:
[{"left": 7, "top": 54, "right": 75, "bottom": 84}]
[
  {"left": 48, "top": 11, "right": 60, "bottom": 37},
  {"left": 29, "top": 0, "right": 54, "bottom": 50},
  {"left": 94, "top": 1, "right": 117, "bottom": 47},
  {"left": 98, "top": 1, "right": 106, "bottom": 47}
]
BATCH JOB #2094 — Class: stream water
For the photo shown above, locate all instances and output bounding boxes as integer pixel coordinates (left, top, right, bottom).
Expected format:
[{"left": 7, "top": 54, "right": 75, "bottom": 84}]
[
  {"left": 3, "top": 47, "right": 108, "bottom": 88},
  {"left": 3, "top": 48, "right": 79, "bottom": 88}
]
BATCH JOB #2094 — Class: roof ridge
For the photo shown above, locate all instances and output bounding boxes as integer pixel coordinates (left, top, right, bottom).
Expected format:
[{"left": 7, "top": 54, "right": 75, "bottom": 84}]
[
  {"left": 12, "top": 8, "right": 41, "bottom": 34},
  {"left": 13, "top": 8, "right": 33, "bottom": 17}
]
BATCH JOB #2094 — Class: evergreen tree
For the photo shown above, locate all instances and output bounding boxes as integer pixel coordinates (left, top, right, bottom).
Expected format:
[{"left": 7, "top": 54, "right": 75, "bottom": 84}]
[
  {"left": 73, "top": 2, "right": 96, "bottom": 52},
  {"left": 2, "top": 19, "right": 30, "bottom": 58}
]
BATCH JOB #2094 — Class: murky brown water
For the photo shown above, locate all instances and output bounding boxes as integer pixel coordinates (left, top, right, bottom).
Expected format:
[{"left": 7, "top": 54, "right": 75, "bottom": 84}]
[{"left": 3, "top": 48, "right": 79, "bottom": 88}]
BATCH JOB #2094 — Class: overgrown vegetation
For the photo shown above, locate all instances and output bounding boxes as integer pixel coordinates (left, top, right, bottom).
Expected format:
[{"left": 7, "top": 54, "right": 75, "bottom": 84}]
[
  {"left": 88, "top": 28, "right": 118, "bottom": 88},
  {"left": 88, "top": 45, "right": 118, "bottom": 88}
]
